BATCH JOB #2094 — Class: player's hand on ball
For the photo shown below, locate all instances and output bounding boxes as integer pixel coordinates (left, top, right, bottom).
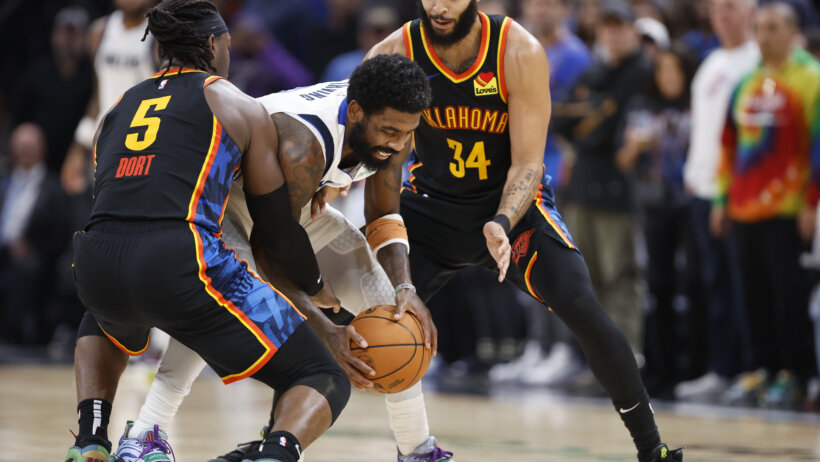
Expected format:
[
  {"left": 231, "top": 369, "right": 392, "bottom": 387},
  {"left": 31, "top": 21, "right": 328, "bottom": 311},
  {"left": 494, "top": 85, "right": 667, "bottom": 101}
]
[
  {"left": 322, "top": 324, "right": 375, "bottom": 389},
  {"left": 310, "top": 185, "right": 351, "bottom": 219},
  {"left": 310, "top": 282, "right": 341, "bottom": 313},
  {"left": 395, "top": 289, "right": 438, "bottom": 356},
  {"left": 483, "top": 221, "right": 511, "bottom": 282}
]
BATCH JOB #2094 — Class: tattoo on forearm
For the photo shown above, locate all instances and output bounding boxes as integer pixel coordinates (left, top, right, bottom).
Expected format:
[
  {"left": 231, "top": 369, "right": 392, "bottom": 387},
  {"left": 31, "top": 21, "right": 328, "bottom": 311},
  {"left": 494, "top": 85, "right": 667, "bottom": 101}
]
[
  {"left": 273, "top": 114, "right": 324, "bottom": 217},
  {"left": 382, "top": 160, "right": 403, "bottom": 194},
  {"left": 499, "top": 167, "right": 540, "bottom": 222}
]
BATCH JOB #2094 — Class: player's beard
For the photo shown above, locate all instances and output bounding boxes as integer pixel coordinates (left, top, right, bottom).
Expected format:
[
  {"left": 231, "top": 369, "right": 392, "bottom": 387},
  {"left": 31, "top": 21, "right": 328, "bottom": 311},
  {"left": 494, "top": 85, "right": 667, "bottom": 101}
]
[
  {"left": 418, "top": 0, "right": 478, "bottom": 48},
  {"left": 348, "top": 121, "right": 396, "bottom": 172}
]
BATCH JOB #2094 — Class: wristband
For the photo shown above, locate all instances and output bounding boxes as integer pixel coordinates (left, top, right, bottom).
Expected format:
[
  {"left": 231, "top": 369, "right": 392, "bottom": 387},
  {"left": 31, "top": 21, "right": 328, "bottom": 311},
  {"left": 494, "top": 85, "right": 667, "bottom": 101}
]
[
  {"left": 492, "top": 214, "right": 511, "bottom": 234},
  {"left": 395, "top": 283, "right": 416, "bottom": 294}
]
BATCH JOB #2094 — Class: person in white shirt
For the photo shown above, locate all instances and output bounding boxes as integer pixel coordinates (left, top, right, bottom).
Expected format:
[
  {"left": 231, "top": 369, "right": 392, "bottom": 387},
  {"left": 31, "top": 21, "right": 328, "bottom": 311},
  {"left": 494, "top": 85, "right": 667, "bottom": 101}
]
[{"left": 676, "top": 0, "right": 759, "bottom": 402}]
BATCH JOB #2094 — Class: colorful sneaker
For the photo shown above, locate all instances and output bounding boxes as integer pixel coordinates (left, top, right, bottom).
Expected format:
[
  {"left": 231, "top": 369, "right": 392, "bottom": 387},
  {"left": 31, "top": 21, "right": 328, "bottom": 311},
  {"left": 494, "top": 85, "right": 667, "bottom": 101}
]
[
  {"left": 640, "top": 444, "right": 683, "bottom": 462},
  {"left": 397, "top": 436, "right": 455, "bottom": 462},
  {"left": 721, "top": 369, "right": 768, "bottom": 407},
  {"left": 114, "top": 423, "right": 174, "bottom": 462},
  {"left": 64, "top": 443, "right": 113, "bottom": 462},
  {"left": 760, "top": 369, "right": 804, "bottom": 410},
  {"left": 208, "top": 426, "right": 268, "bottom": 462}
]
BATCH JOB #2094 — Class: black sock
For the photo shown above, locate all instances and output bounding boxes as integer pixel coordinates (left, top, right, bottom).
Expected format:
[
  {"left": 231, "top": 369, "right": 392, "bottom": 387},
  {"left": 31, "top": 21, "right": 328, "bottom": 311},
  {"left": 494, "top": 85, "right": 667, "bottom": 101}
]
[
  {"left": 260, "top": 431, "right": 302, "bottom": 462},
  {"left": 613, "top": 389, "right": 661, "bottom": 460},
  {"left": 75, "top": 398, "right": 113, "bottom": 452}
]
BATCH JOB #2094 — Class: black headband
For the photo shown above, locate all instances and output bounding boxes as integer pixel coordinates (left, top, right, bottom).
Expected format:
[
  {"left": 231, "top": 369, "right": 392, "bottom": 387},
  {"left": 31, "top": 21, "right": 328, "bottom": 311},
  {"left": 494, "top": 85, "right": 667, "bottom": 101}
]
[{"left": 191, "top": 12, "right": 228, "bottom": 37}]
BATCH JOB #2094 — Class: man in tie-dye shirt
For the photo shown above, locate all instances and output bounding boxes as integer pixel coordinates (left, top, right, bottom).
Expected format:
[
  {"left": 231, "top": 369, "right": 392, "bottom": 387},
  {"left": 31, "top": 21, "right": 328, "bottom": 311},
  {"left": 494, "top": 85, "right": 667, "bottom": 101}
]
[{"left": 712, "top": 3, "right": 820, "bottom": 409}]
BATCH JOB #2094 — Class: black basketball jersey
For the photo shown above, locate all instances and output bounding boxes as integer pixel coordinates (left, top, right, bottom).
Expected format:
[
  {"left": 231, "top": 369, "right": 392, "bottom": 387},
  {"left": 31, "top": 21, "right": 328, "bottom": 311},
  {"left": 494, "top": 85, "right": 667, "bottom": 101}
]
[
  {"left": 402, "top": 12, "right": 514, "bottom": 207},
  {"left": 88, "top": 68, "right": 242, "bottom": 234}
]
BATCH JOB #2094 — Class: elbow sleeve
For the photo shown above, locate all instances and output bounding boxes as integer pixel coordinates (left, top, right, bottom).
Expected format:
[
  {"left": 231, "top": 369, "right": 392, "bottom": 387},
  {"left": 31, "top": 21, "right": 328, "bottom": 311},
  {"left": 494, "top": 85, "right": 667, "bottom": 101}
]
[{"left": 245, "top": 184, "right": 323, "bottom": 296}]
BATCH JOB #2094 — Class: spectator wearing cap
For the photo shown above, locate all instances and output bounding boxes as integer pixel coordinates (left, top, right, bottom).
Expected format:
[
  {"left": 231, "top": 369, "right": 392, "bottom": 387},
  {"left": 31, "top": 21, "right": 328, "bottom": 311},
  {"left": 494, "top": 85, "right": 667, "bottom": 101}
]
[
  {"left": 676, "top": 0, "right": 759, "bottom": 403},
  {"left": 551, "top": 0, "right": 653, "bottom": 357},
  {"left": 321, "top": 6, "right": 399, "bottom": 82},
  {"left": 636, "top": 16, "right": 670, "bottom": 60},
  {"left": 13, "top": 6, "right": 93, "bottom": 173}
]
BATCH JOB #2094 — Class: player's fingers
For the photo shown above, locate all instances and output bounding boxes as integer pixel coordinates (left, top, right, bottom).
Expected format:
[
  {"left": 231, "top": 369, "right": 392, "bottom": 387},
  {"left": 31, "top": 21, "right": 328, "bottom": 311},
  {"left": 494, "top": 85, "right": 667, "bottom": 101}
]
[
  {"left": 429, "top": 318, "right": 438, "bottom": 356},
  {"left": 346, "top": 325, "right": 368, "bottom": 348},
  {"left": 393, "top": 301, "right": 407, "bottom": 320},
  {"left": 311, "top": 198, "right": 321, "bottom": 220},
  {"left": 498, "top": 255, "right": 509, "bottom": 282},
  {"left": 340, "top": 185, "right": 350, "bottom": 197}
]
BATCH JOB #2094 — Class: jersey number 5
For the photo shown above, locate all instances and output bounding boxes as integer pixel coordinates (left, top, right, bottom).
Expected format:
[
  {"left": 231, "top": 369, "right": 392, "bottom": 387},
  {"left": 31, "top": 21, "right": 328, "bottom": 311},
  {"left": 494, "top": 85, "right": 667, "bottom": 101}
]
[
  {"left": 125, "top": 96, "right": 172, "bottom": 151},
  {"left": 448, "top": 139, "right": 491, "bottom": 180}
]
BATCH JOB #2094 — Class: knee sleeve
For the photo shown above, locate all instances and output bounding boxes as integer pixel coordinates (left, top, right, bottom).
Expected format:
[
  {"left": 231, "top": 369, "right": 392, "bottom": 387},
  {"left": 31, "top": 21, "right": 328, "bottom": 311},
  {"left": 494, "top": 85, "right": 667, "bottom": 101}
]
[{"left": 253, "top": 323, "right": 351, "bottom": 424}]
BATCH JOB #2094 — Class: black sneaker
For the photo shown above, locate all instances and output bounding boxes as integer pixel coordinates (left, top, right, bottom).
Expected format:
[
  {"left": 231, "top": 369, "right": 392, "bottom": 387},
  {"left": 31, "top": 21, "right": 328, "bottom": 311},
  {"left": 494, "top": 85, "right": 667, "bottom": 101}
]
[
  {"left": 641, "top": 444, "right": 683, "bottom": 462},
  {"left": 208, "top": 427, "right": 268, "bottom": 462}
]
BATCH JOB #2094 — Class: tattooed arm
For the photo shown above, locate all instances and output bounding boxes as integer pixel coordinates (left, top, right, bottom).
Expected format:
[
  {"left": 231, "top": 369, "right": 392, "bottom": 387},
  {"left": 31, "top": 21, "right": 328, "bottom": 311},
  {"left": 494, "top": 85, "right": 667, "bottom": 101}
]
[
  {"left": 484, "top": 22, "right": 550, "bottom": 282},
  {"left": 271, "top": 113, "right": 325, "bottom": 217}
]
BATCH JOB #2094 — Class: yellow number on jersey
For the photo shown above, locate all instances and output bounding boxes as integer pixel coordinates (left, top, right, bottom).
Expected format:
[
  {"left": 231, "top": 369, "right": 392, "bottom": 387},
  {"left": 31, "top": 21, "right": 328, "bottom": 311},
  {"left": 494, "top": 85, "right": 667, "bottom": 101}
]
[
  {"left": 448, "top": 139, "right": 491, "bottom": 180},
  {"left": 125, "top": 96, "right": 172, "bottom": 151}
]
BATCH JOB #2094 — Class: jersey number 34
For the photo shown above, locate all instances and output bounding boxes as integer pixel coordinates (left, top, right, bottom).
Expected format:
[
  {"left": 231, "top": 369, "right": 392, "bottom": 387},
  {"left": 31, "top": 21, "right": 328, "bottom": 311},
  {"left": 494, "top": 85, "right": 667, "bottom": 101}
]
[{"left": 448, "top": 139, "right": 491, "bottom": 180}]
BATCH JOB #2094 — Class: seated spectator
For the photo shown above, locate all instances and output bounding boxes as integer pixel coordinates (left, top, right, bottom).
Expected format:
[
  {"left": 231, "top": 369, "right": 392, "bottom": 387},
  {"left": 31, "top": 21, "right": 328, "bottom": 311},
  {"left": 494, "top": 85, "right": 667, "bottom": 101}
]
[
  {"left": 321, "top": 6, "right": 398, "bottom": 82},
  {"left": 228, "top": 14, "right": 314, "bottom": 97},
  {"left": 0, "top": 123, "right": 69, "bottom": 345}
]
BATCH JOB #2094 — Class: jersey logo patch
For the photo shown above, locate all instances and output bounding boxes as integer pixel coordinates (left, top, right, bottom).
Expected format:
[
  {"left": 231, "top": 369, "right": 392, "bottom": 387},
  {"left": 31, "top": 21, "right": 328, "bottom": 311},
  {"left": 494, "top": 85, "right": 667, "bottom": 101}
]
[
  {"left": 474, "top": 71, "right": 499, "bottom": 97},
  {"left": 158, "top": 79, "right": 168, "bottom": 90}
]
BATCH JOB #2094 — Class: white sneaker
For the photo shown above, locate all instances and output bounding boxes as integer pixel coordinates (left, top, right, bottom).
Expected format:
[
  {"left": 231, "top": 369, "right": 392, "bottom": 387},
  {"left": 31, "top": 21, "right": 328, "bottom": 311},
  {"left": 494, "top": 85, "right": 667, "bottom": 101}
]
[
  {"left": 521, "top": 342, "right": 582, "bottom": 386},
  {"left": 674, "top": 372, "right": 730, "bottom": 402},
  {"left": 488, "top": 339, "right": 544, "bottom": 383}
]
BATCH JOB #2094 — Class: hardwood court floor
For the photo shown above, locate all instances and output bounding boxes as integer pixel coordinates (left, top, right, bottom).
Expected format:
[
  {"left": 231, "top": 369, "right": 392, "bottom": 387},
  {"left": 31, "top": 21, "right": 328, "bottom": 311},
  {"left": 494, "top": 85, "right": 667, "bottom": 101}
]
[{"left": 1, "top": 363, "right": 819, "bottom": 461}]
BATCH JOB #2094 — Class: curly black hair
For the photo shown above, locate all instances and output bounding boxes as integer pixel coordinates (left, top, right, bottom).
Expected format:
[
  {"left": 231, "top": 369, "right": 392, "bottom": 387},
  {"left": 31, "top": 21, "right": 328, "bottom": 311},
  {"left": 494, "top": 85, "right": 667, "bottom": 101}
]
[
  {"left": 142, "top": 0, "right": 222, "bottom": 74},
  {"left": 347, "top": 54, "right": 432, "bottom": 115}
]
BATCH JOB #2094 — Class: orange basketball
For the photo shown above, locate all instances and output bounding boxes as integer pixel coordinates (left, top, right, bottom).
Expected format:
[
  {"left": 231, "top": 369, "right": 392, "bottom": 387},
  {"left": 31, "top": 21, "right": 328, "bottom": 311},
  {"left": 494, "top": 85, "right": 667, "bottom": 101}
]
[{"left": 349, "top": 305, "right": 431, "bottom": 393}]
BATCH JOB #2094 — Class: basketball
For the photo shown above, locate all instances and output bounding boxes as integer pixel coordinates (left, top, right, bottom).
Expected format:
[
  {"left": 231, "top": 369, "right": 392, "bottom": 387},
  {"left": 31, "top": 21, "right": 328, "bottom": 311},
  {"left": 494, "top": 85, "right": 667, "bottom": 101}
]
[{"left": 349, "top": 305, "right": 431, "bottom": 394}]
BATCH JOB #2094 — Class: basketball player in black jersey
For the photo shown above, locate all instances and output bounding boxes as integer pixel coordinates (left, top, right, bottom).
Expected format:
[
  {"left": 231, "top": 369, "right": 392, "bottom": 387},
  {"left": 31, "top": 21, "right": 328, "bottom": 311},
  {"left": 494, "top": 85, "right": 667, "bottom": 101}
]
[
  {"left": 65, "top": 2, "right": 348, "bottom": 462},
  {"left": 353, "top": 1, "right": 684, "bottom": 461}
]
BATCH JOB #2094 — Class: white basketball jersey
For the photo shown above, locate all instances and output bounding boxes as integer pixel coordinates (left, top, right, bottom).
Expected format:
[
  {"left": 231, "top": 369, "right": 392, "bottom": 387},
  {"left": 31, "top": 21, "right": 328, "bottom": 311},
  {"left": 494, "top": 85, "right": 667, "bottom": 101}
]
[
  {"left": 95, "top": 10, "right": 155, "bottom": 115},
  {"left": 257, "top": 80, "right": 378, "bottom": 189}
]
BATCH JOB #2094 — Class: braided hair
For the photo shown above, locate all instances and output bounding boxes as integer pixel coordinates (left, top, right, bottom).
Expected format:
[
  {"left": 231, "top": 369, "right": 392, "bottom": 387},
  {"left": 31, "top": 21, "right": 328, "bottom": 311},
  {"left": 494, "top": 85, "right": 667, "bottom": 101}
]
[{"left": 142, "top": 0, "right": 222, "bottom": 74}]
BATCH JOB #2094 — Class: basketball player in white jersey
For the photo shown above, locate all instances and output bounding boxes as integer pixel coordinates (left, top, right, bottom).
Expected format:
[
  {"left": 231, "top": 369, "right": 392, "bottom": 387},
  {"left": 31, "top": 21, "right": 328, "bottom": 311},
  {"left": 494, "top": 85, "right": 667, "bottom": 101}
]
[
  {"left": 112, "top": 55, "right": 456, "bottom": 462},
  {"left": 61, "top": 0, "right": 157, "bottom": 195}
]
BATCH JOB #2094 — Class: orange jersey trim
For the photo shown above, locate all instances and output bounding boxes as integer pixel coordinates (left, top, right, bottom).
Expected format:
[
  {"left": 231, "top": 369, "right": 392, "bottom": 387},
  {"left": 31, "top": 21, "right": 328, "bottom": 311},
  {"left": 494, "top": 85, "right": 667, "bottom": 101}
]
[
  {"left": 524, "top": 251, "right": 544, "bottom": 303},
  {"left": 420, "top": 12, "right": 491, "bottom": 83},
  {"left": 497, "top": 17, "right": 512, "bottom": 103},
  {"left": 151, "top": 67, "right": 208, "bottom": 78},
  {"left": 203, "top": 75, "right": 224, "bottom": 88},
  {"left": 188, "top": 223, "right": 277, "bottom": 384},
  {"left": 403, "top": 22, "right": 414, "bottom": 60},
  {"left": 99, "top": 325, "right": 150, "bottom": 356},
  {"left": 186, "top": 116, "right": 221, "bottom": 222},
  {"left": 534, "top": 187, "right": 575, "bottom": 249}
]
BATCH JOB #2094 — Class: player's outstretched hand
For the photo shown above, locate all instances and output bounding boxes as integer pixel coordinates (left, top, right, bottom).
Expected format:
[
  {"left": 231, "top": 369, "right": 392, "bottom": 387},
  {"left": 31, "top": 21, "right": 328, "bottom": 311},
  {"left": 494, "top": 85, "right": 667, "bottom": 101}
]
[
  {"left": 395, "top": 289, "right": 438, "bottom": 356},
  {"left": 310, "top": 185, "right": 351, "bottom": 219},
  {"left": 483, "top": 221, "right": 511, "bottom": 282},
  {"left": 320, "top": 323, "right": 375, "bottom": 390},
  {"left": 310, "top": 282, "right": 341, "bottom": 313}
]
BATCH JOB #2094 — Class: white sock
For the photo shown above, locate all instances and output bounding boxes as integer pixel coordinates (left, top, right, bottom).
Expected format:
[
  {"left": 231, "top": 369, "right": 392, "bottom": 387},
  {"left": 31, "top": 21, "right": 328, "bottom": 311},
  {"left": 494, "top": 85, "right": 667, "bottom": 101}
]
[
  {"left": 385, "top": 382, "right": 429, "bottom": 455},
  {"left": 129, "top": 339, "right": 206, "bottom": 438}
]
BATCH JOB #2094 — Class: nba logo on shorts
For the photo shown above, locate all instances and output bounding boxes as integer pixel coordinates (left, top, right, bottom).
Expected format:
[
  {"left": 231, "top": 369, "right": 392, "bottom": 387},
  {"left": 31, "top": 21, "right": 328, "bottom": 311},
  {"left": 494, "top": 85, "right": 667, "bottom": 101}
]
[
  {"left": 158, "top": 79, "right": 168, "bottom": 90},
  {"left": 279, "top": 436, "right": 287, "bottom": 447}
]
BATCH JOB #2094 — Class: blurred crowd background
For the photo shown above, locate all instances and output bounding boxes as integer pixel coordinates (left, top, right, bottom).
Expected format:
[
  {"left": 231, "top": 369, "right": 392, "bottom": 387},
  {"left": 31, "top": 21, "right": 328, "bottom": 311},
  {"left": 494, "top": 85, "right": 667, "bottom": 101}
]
[{"left": 2, "top": 0, "right": 820, "bottom": 414}]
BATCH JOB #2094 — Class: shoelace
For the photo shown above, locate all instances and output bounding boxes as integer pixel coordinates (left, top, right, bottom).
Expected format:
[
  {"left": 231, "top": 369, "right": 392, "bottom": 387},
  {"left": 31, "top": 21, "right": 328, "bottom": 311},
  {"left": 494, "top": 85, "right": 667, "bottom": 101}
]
[
  {"left": 138, "top": 425, "right": 176, "bottom": 461},
  {"left": 424, "top": 446, "right": 453, "bottom": 461}
]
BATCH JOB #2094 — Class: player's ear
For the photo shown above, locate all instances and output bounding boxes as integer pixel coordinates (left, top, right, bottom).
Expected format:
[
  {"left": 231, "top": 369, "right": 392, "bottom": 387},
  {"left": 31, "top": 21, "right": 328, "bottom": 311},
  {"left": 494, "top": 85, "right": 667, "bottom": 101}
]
[
  {"left": 348, "top": 100, "right": 364, "bottom": 124},
  {"left": 208, "top": 34, "right": 217, "bottom": 55}
]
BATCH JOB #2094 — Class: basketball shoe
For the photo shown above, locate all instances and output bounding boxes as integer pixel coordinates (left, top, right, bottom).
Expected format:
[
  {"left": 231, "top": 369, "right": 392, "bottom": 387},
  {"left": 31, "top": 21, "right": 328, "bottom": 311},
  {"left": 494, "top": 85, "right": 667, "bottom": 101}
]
[
  {"left": 114, "top": 422, "right": 174, "bottom": 462},
  {"left": 208, "top": 426, "right": 268, "bottom": 462},
  {"left": 640, "top": 444, "right": 683, "bottom": 462},
  {"left": 64, "top": 443, "right": 113, "bottom": 462},
  {"left": 397, "top": 436, "right": 455, "bottom": 462}
]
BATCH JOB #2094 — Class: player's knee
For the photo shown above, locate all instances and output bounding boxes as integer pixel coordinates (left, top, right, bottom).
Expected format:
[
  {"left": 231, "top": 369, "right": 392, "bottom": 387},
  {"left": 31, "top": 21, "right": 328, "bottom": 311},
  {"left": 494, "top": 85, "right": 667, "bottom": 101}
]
[{"left": 291, "top": 364, "right": 351, "bottom": 424}]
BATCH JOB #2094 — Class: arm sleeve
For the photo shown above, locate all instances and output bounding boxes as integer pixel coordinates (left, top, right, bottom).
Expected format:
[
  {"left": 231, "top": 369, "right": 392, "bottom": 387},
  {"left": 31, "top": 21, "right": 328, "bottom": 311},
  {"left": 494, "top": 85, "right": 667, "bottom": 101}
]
[{"left": 245, "top": 183, "right": 323, "bottom": 296}]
